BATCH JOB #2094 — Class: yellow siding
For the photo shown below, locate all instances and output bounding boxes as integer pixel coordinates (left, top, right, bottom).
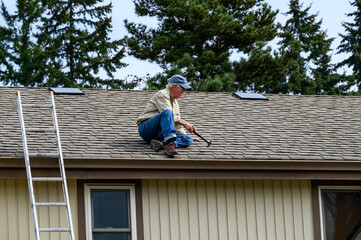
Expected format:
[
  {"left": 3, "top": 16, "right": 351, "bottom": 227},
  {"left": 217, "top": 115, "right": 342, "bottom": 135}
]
[
  {"left": 142, "top": 179, "right": 314, "bottom": 240},
  {"left": 0, "top": 179, "right": 78, "bottom": 240}
]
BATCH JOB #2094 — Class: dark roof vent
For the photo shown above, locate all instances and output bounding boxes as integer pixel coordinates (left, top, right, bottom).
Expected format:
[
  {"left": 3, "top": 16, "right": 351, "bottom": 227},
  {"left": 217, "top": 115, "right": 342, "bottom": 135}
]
[
  {"left": 48, "top": 87, "right": 84, "bottom": 95},
  {"left": 232, "top": 91, "right": 268, "bottom": 100}
]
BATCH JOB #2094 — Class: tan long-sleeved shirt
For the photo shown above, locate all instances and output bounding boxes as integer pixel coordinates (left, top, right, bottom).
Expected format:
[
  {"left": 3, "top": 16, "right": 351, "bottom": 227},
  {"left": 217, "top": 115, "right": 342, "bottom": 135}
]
[{"left": 136, "top": 88, "right": 186, "bottom": 134}]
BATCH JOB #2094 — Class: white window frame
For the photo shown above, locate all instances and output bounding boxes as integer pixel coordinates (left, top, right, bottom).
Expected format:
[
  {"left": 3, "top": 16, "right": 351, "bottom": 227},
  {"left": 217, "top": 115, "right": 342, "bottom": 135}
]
[
  {"left": 84, "top": 184, "right": 138, "bottom": 240},
  {"left": 318, "top": 185, "right": 361, "bottom": 240}
]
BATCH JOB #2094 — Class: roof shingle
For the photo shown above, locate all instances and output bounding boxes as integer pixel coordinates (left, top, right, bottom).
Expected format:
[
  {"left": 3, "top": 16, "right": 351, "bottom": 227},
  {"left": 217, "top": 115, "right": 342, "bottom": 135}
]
[{"left": 1, "top": 87, "right": 361, "bottom": 161}]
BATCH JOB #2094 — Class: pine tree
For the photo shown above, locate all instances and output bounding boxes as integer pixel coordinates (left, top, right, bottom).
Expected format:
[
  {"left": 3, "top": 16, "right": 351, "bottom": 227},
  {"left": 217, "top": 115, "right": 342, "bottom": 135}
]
[
  {"left": 0, "top": 0, "right": 44, "bottom": 86},
  {"left": 0, "top": 0, "right": 128, "bottom": 88},
  {"left": 337, "top": 0, "right": 361, "bottom": 93},
  {"left": 278, "top": 0, "right": 338, "bottom": 94},
  {"left": 125, "top": 0, "right": 283, "bottom": 92},
  {"left": 37, "top": 0, "right": 126, "bottom": 88},
  {"left": 233, "top": 42, "right": 289, "bottom": 93}
]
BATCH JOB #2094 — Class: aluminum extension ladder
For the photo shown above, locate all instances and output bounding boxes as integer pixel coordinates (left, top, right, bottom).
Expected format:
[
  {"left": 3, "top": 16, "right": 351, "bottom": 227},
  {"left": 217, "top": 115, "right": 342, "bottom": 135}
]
[{"left": 16, "top": 91, "right": 75, "bottom": 240}]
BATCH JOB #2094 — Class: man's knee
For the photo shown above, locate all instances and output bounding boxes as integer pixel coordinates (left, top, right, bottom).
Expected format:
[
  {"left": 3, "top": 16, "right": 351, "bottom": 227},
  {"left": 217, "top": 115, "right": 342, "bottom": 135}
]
[{"left": 160, "top": 109, "right": 173, "bottom": 116}]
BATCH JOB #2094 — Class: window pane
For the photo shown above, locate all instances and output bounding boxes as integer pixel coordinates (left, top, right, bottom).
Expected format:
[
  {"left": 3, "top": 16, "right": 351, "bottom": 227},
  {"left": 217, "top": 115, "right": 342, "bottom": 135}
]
[
  {"left": 92, "top": 190, "right": 129, "bottom": 229},
  {"left": 93, "top": 233, "right": 129, "bottom": 240},
  {"left": 322, "top": 191, "right": 361, "bottom": 240}
]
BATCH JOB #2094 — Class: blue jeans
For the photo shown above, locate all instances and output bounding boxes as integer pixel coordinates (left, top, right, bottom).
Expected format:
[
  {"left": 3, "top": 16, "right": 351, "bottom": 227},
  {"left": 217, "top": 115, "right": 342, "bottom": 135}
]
[{"left": 138, "top": 109, "right": 193, "bottom": 148}]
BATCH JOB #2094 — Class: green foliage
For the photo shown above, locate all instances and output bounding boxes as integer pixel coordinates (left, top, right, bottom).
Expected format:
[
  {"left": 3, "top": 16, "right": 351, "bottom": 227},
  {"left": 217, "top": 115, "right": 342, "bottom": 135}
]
[
  {"left": 37, "top": 0, "right": 127, "bottom": 88},
  {"left": 125, "top": 0, "right": 283, "bottom": 92},
  {"left": 145, "top": 68, "right": 181, "bottom": 90},
  {"left": 337, "top": 0, "right": 361, "bottom": 93},
  {"left": 0, "top": 0, "right": 45, "bottom": 86},
  {"left": 277, "top": 0, "right": 341, "bottom": 95},
  {"left": 233, "top": 43, "right": 288, "bottom": 93},
  {"left": 0, "top": 0, "right": 357, "bottom": 94},
  {"left": 0, "top": 0, "right": 128, "bottom": 88}
]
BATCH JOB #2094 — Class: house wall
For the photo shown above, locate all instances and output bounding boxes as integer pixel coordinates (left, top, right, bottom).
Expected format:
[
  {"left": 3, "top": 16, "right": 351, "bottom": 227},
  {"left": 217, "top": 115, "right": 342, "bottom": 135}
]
[
  {"left": 0, "top": 178, "right": 314, "bottom": 240},
  {"left": 0, "top": 179, "right": 78, "bottom": 240},
  {"left": 142, "top": 179, "right": 314, "bottom": 240}
]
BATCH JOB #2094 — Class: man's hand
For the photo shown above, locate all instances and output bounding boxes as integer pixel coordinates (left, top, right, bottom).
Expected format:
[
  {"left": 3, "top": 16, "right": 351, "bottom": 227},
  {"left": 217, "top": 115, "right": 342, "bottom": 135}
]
[
  {"left": 176, "top": 119, "right": 196, "bottom": 133},
  {"left": 176, "top": 120, "right": 200, "bottom": 142},
  {"left": 184, "top": 121, "right": 196, "bottom": 133}
]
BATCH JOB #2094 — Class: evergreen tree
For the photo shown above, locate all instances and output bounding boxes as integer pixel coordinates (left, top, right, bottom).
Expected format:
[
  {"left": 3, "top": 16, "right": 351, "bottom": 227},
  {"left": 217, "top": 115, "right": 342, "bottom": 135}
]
[
  {"left": 37, "top": 0, "right": 126, "bottom": 88},
  {"left": 0, "top": 0, "right": 128, "bottom": 88},
  {"left": 0, "top": 0, "right": 44, "bottom": 86},
  {"left": 278, "top": 0, "right": 339, "bottom": 94},
  {"left": 233, "top": 42, "right": 288, "bottom": 93},
  {"left": 337, "top": 0, "right": 361, "bottom": 93},
  {"left": 125, "top": 0, "right": 283, "bottom": 92}
]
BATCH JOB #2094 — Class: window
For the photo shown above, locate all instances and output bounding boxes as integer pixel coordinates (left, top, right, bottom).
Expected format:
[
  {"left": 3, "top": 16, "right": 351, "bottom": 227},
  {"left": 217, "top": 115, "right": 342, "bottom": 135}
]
[
  {"left": 319, "top": 186, "right": 361, "bottom": 240},
  {"left": 232, "top": 91, "right": 268, "bottom": 100},
  {"left": 48, "top": 87, "right": 84, "bottom": 95},
  {"left": 85, "top": 184, "right": 137, "bottom": 240}
]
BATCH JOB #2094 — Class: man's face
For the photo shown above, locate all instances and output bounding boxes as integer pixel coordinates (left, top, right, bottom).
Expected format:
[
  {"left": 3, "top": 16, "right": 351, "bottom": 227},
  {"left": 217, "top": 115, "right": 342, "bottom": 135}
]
[{"left": 171, "top": 84, "right": 186, "bottom": 99}]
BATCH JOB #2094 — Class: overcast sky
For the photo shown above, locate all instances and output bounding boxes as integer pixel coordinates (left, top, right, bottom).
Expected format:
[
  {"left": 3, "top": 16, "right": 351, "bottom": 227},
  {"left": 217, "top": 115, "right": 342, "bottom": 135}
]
[{"left": 0, "top": 0, "right": 355, "bottom": 80}]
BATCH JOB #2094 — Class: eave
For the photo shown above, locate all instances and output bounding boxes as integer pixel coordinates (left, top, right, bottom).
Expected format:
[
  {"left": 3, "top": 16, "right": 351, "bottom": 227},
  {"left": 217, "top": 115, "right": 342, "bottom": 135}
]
[{"left": 1, "top": 157, "right": 361, "bottom": 180}]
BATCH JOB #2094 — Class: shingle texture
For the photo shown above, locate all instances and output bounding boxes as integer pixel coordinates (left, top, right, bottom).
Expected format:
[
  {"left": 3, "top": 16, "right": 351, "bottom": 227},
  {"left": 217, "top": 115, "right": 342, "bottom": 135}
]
[{"left": 1, "top": 87, "right": 361, "bottom": 161}]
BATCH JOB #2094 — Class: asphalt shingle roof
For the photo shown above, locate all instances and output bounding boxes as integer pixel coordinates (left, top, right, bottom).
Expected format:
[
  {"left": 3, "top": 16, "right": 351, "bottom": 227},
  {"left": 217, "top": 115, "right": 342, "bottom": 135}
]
[{"left": 1, "top": 87, "right": 361, "bottom": 161}]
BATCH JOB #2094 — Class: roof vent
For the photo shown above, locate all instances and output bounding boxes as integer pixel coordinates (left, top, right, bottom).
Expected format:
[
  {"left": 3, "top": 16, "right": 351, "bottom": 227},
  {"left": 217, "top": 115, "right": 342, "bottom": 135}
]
[
  {"left": 232, "top": 91, "right": 268, "bottom": 101},
  {"left": 48, "top": 87, "right": 84, "bottom": 95}
]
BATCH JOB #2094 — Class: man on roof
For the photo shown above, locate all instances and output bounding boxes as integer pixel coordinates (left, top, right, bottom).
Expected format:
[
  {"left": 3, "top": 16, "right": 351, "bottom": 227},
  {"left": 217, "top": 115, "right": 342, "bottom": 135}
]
[{"left": 137, "top": 75, "right": 199, "bottom": 156}]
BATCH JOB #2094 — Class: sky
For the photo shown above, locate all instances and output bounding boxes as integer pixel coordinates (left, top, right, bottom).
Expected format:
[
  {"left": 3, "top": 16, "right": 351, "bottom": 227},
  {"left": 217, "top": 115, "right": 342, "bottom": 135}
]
[{"left": 0, "top": 0, "right": 356, "bottom": 80}]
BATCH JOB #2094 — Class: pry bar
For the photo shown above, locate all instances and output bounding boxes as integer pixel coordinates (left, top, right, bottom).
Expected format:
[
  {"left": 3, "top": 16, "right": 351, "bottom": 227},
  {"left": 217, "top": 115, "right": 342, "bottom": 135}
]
[{"left": 193, "top": 131, "right": 212, "bottom": 147}]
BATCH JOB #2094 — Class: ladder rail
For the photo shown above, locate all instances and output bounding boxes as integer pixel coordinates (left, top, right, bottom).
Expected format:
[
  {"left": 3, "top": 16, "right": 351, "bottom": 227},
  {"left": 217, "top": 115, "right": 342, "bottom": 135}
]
[
  {"left": 16, "top": 91, "right": 41, "bottom": 240},
  {"left": 50, "top": 91, "right": 75, "bottom": 240},
  {"left": 17, "top": 91, "right": 75, "bottom": 240}
]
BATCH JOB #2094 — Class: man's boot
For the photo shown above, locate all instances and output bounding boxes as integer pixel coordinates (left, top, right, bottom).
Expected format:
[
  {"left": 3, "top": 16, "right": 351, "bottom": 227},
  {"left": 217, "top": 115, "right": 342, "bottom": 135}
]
[
  {"left": 150, "top": 139, "right": 164, "bottom": 152},
  {"left": 164, "top": 142, "right": 178, "bottom": 156}
]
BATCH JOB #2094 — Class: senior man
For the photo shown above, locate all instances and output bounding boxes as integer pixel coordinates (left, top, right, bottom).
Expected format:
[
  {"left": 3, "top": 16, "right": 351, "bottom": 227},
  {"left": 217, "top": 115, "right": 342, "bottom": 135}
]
[{"left": 137, "top": 75, "right": 198, "bottom": 156}]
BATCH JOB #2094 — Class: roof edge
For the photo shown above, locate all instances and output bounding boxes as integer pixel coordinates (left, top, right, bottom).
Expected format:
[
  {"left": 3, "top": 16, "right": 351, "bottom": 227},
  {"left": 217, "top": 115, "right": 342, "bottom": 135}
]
[{"left": 1, "top": 157, "right": 361, "bottom": 172}]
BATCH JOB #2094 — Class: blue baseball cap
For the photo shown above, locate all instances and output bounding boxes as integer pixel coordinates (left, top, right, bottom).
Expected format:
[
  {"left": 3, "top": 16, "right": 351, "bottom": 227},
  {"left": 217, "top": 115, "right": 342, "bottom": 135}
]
[{"left": 168, "top": 75, "right": 191, "bottom": 89}]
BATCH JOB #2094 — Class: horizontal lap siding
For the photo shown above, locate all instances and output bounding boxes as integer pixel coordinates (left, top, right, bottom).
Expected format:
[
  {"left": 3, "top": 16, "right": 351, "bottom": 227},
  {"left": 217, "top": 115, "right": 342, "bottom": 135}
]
[
  {"left": 142, "top": 179, "right": 314, "bottom": 240},
  {"left": 0, "top": 179, "right": 78, "bottom": 240}
]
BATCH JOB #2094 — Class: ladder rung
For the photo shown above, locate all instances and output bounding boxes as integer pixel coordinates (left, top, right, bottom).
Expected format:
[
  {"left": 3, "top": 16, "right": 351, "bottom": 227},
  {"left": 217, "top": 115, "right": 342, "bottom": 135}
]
[
  {"left": 29, "top": 152, "right": 59, "bottom": 158},
  {"left": 32, "top": 177, "right": 63, "bottom": 182},
  {"left": 35, "top": 202, "right": 66, "bottom": 207},
  {"left": 39, "top": 228, "right": 70, "bottom": 232},
  {"left": 18, "top": 92, "right": 75, "bottom": 239},
  {"left": 25, "top": 128, "right": 56, "bottom": 132},
  {"left": 22, "top": 104, "right": 52, "bottom": 108}
]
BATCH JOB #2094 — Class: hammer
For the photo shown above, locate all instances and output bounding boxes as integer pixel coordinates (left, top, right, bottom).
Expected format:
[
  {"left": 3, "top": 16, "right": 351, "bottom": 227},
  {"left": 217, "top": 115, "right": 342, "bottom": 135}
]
[{"left": 193, "top": 130, "right": 212, "bottom": 147}]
